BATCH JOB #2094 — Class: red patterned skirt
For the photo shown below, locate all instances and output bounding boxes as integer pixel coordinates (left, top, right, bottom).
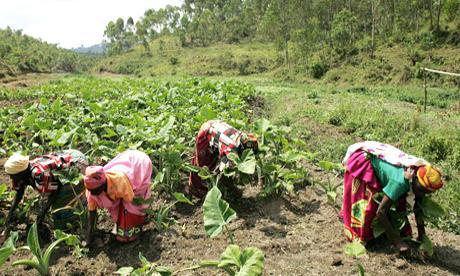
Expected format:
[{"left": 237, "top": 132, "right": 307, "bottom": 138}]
[
  {"left": 340, "top": 150, "right": 411, "bottom": 242},
  {"left": 115, "top": 202, "right": 145, "bottom": 242}
]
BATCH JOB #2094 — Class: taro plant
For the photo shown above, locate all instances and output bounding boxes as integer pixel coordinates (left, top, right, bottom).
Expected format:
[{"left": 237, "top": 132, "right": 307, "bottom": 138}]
[
  {"left": 371, "top": 193, "right": 445, "bottom": 257},
  {"left": 12, "top": 223, "right": 76, "bottom": 275},
  {"left": 0, "top": 183, "right": 14, "bottom": 227},
  {"left": 203, "top": 186, "right": 237, "bottom": 243},
  {"left": 179, "top": 244, "right": 265, "bottom": 276},
  {"left": 115, "top": 252, "right": 172, "bottom": 276},
  {"left": 0, "top": 231, "right": 18, "bottom": 267},
  {"left": 53, "top": 229, "right": 87, "bottom": 258},
  {"left": 344, "top": 239, "right": 367, "bottom": 258},
  {"left": 252, "top": 119, "right": 310, "bottom": 195},
  {"left": 52, "top": 167, "right": 87, "bottom": 232},
  {"left": 140, "top": 192, "right": 193, "bottom": 232},
  {"left": 317, "top": 160, "right": 343, "bottom": 206}
]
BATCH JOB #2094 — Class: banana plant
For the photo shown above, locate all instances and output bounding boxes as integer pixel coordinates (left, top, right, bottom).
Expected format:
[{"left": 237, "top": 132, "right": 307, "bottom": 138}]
[{"left": 12, "top": 223, "right": 73, "bottom": 276}]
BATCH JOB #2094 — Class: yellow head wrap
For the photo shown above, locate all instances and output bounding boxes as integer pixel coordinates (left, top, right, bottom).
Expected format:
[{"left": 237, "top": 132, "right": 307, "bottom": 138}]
[
  {"left": 417, "top": 164, "right": 443, "bottom": 192},
  {"left": 4, "top": 152, "right": 30, "bottom": 175}
]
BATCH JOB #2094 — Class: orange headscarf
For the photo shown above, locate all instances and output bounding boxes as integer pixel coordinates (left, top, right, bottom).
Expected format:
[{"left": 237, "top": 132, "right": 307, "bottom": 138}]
[{"left": 417, "top": 165, "right": 443, "bottom": 192}]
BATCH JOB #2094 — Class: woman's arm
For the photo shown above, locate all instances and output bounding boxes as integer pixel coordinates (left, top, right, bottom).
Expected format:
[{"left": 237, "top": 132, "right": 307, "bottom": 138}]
[
  {"left": 86, "top": 210, "right": 97, "bottom": 247},
  {"left": 37, "top": 185, "right": 61, "bottom": 225},
  {"left": 376, "top": 195, "right": 409, "bottom": 251},
  {"left": 414, "top": 195, "right": 426, "bottom": 241},
  {"left": 0, "top": 187, "right": 25, "bottom": 243}
]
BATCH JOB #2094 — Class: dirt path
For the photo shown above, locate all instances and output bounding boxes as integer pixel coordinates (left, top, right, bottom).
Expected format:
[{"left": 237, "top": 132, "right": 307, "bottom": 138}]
[{"left": 1, "top": 164, "right": 460, "bottom": 275}]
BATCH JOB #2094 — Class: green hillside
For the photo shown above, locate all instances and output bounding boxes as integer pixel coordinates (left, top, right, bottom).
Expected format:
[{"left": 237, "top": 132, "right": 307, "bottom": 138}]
[
  {"left": 95, "top": 36, "right": 277, "bottom": 77},
  {"left": 0, "top": 27, "right": 95, "bottom": 78},
  {"left": 96, "top": 35, "right": 460, "bottom": 86}
]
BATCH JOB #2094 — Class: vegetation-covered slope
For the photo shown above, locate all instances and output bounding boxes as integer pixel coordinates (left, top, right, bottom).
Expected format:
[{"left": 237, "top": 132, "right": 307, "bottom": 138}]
[
  {"left": 98, "top": 0, "right": 460, "bottom": 84},
  {"left": 0, "top": 27, "right": 95, "bottom": 78},
  {"left": 95, "top": 35, "right": 460, "bottom": 87}
]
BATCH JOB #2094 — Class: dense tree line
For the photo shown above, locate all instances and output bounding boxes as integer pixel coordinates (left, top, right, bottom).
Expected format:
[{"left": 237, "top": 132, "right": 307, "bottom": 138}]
[
  {"left": 104, "top": 0, "right": 460, "bottom": 67},
  {"left": 0, "top": 27, "right": 93, "bottom": 77}
]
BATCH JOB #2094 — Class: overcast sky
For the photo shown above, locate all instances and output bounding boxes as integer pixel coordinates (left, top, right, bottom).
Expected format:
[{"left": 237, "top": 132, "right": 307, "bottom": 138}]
[{"left": 0, "top": 0, "right": 182, "bottom": 49}]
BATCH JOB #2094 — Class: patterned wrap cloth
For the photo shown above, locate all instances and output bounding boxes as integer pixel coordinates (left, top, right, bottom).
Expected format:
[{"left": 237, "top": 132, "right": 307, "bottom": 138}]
[
  {"left": 340, "top": 150, "right": 411, "bottom": 242},
  {"left": 27, "top": 149, "right": 88, "bottom": 193},
  {"left": 188, "top": 120, "right": 243, "bottom": 198},
  {"left": 340, "top": 141, "right": 431, "bottom": 242},
  {"left": 85, "top": 150, "right": 152, "bottom": 242}
]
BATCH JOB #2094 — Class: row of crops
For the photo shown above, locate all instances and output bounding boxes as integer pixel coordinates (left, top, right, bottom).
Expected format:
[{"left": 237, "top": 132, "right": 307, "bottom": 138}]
[{"left": 0, "top": 77, "right": 311, "bottom": 275}]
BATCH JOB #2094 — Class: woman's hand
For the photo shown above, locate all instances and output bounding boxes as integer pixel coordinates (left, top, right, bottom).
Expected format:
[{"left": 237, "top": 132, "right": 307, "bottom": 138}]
[
  {"left": 0, "top": 231, "right": 7, "bottom": 245},
  {"left": 404, "top": 167, "right": 415, "bottom": 181},
  {"left": 417, "top": 233, "right": 426, "bottom": 242},
  {"left": 85, "top": 210, "right": 97, "bottom": 250},
  {"left": 395, "top": 240, "right": 410, "bottom": 253}
]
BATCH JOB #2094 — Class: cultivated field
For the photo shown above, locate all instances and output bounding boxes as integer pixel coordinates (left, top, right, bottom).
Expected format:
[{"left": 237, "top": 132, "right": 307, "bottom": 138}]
[{"left": 0, "top": 76, "right": 459, "bottom": 275}]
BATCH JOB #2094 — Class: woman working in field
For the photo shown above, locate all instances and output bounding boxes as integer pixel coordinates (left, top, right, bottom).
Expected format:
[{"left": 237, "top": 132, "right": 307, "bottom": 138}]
[
  {"left": 188, "top": 120, "right": 258, "bottom": 198},
  {"left": 84, "top": 149, "right": 152, "bottom": 246},
  {"left": 340, "top": 141, "right": 443, "bottom": 252},
  {"left": 1, "top": 149, "right": 88, "bottom": 243}
]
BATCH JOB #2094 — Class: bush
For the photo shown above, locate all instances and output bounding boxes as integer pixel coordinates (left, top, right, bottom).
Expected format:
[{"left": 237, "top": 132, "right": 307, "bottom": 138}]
[
  {"left": 421, "top": 135, "right": 452, "bottom": 162},
  {"left": 169, "top": 57, "right": 179, "bottom": 65},
  {"left": 238, "top": 59, "right": 252, "bottom": 76},
  {"left": 328, "top": 110, "right": 346, "bottom": 126},
  {"left": 310, "top": 61, "right": 328, "bottom": 79},
  {"left": 420, "top": 32, "right": 435, "bottom": 50}
]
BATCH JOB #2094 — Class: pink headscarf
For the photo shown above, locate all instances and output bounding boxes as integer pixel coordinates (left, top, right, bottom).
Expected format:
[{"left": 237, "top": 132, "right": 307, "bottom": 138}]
[{"left": 84, "top": 166, "right": 106, "bottom": 190}]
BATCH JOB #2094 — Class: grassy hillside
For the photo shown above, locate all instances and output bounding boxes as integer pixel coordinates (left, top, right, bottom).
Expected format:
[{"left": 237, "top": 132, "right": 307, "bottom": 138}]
[
  {"left": 95, "top": 36, "right": 277, "bottom": 78},
  {"left": 0, "top": 27, "right": 95, "bottom": 78},
  {"left": 96, "top": 36, "right": 460, "bottom": 86}
]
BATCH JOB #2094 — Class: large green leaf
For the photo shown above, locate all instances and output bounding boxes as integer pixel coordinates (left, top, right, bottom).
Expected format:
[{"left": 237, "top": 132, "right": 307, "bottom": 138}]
[
  {"left": 219, "top": 245, "right": 264, "bottom": 276},
  {"left": 12, "top": 259, "right": 45, "bottom": 275},
  {"left": 0, "top": 247, "right": 14, "bottom": 267},
  {"left": 203, "top": 186, "right": 237, "bottom": 238},
  {"left": 173, "top": 192, "right": 194, "bottom": 205},
  {"left": 43, "top": 236, "right": 70, "bottom": 269},
  {"left": 158, "top": 116, "right": 175, "bottom": 137},
  {"left": 420, "top": 197, "right": 446, "bottom": 220},
  {"left": 420, "top": 235, "right": 434, "bottom": 257},
  {"left": 219, "top": 244, "right": 242, "bottom": 268},
  {"left": 372, "top": 219, "right": 385, "bottom": 238},
  {"left": 318, "top": 160, "right": 342, "bottom": 172},
  {"left": 3, "top": 231, "right": 18, "bottom": 250},
  {"left": 344, "top": 240, "right": 367, "bottom": 258},
  {"left": 115, "top": 266, "right": 134, "bottom": 275},
  {"left": 0, "top": 183, "right": 8, "bottom": 195},
  {"left": 254, "top": 118, "right": 271, "bottom": 133},
  {"left": 27, "top": 223, "right": 42, "bottom": 260},
  {"left": 237, "top": 150, "right": 256, "bottom": 175}
]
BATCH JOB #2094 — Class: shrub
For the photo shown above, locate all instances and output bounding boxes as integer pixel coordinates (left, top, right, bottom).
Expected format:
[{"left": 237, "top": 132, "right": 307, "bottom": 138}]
[
  {"left": 310, "top": 61, "right": 328, "bottom": 79},
  {"left": 169, "top": 57, "right": 179, "bottom": 65},
  {"left": 421, "top": 135, "right": 452, "bottom": 162},
  {"left": 238, "top": 59, "right": 252, "bottom": 76}
]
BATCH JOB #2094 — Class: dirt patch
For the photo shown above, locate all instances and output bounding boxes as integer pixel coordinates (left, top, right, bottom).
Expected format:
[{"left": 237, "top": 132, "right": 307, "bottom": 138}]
[
  {"left": 0, "top": 73, "right": 68, "bottom": 88},
  {"left": 2, "top": 179, "right": 460, "bottom": 275}
]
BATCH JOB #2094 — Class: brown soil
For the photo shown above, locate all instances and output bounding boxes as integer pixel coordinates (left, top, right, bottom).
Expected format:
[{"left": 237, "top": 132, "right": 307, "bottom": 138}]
[
  {"left": 1, "top": 163, "right": 460, "bottom": 276},
  {"left": 0, "top": 73, "right": 68, "bottom": 88}
]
